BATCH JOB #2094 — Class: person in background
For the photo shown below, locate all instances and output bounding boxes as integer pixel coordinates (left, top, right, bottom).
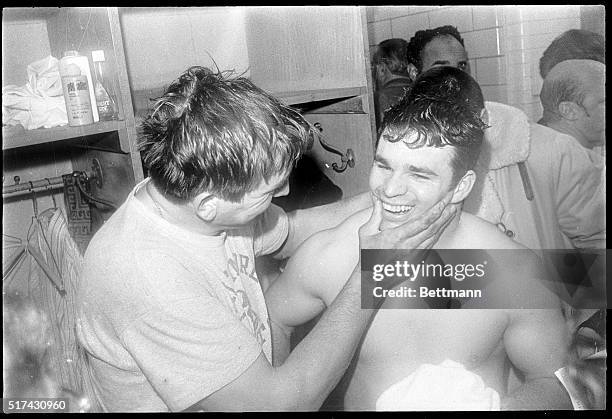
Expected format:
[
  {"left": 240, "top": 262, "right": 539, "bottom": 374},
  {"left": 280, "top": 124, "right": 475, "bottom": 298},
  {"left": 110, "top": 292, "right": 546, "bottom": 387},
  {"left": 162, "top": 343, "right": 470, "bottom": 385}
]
[
  {"left": 537, "top": 29, "right": 606, "bottom": 157},
  {"left": 405, "top": 25, "right": 605, "bottom": 251},
  {"left": 76, "top": 66, "right": 456, "bottom": 412},
  {"left": 405, "top": 25, "right": 470, "bottom": 78},
  {"left": 538, "top": 59, "right": 606, "bottom": 406},
  {"left": 371, "top": 38, "right": 413, "bottom": 129},
  {"left": 538, "top": 29, "right": 605, "bottom": 80},
  {"left": 539, "top": 59, "right": 605, "bottom": 152}
]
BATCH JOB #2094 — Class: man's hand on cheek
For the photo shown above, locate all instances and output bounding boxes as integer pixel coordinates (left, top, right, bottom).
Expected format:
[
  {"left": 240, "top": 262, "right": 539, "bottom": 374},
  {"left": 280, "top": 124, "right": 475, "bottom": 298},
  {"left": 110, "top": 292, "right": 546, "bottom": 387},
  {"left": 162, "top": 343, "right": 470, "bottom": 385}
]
[{"left": 360, "top": 189, "right": 458, "bottom": 250}]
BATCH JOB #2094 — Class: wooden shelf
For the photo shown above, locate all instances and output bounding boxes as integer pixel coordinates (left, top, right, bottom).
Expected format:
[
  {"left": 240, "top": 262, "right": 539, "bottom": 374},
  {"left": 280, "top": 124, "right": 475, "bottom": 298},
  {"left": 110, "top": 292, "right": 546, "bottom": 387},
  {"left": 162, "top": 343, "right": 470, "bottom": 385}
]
[
  {"left": 132, "top": 86, "right": 367, "bottom": 117},
  {"left": 2, "top": 120, "right": 128, "bottom": 151},
  {"left": 274, "top": 87, "right": 366, "bottom": 106}
]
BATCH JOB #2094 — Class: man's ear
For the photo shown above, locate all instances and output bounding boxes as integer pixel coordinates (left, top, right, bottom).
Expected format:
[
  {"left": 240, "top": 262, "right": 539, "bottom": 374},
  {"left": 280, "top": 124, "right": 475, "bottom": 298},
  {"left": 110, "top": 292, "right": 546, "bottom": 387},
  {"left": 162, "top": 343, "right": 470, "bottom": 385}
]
[
  {"left": 558, "top": 101, "right": 580, "bottom": 121},
  {"left": 193, "top": 192, "right": 217, "bottom": 222},
  {"left": 480, "top": 107, "right": 490, "bottom": 125},
  {"left": 407, "top": 63, "right": 419, "bottom": 82},
  {"left": 451, "top": 170, "right": 476, "bottom": 204}
]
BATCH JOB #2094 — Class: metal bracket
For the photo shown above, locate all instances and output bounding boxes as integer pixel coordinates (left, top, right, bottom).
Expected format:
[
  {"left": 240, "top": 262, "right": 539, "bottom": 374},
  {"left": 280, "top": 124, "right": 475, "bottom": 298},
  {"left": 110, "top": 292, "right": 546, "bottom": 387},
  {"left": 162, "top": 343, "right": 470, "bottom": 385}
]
[
  {"left": 314, "top": 122, "right": 355, "bottom": 173},
  {"left": 91, "top": 158, "right": 104, "bottom": 188}
]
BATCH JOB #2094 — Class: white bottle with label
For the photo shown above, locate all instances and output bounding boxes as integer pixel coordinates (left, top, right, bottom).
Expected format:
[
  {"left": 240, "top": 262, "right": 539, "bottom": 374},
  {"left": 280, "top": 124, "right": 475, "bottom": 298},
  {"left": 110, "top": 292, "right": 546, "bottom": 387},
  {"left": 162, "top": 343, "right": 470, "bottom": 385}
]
[
  {"left": 59, "top": 50, "right": 99, "bottom": 124},
  {"left": 60, "top": 53, "right": 94, "bottom": 126}
]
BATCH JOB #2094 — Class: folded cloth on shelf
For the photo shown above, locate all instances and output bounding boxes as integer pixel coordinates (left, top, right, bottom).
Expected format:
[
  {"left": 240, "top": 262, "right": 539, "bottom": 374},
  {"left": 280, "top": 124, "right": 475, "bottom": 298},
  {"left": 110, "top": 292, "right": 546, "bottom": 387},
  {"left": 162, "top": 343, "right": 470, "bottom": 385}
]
[
  {"left": 2, "top": 55, "right": 67, "bottom": 130},
  {"left": 376, "top": 359, "right": 501, "bottom": 411}
]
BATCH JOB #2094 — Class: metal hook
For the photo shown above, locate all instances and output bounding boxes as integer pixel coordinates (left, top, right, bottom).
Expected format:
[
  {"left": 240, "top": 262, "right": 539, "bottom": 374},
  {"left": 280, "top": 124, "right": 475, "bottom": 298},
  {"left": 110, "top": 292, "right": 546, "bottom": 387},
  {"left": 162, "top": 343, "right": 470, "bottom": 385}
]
[
  {"left": 314, "top": 122, "right": 356, "bottom": 173},
  {"left": 29, "top": 181, "right": 39, "bottom": 217},
  {"left": 45, "top": 178, "right": 57, "bottom": 209}
]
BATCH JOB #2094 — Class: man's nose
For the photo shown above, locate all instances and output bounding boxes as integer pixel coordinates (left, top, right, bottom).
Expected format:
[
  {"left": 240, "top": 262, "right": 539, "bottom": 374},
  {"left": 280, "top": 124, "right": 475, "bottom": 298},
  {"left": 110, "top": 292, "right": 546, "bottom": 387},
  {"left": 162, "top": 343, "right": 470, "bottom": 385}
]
[{"left": 382, "top": 174, "right": 407, "bottom": 198}]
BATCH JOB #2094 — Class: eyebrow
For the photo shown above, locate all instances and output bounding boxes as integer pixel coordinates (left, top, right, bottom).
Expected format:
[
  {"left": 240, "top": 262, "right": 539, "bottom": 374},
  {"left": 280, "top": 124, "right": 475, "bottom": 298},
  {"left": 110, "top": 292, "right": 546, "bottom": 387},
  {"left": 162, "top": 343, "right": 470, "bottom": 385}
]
[{"left": 374, "top": 154, "right": 439, "bottom": 177}]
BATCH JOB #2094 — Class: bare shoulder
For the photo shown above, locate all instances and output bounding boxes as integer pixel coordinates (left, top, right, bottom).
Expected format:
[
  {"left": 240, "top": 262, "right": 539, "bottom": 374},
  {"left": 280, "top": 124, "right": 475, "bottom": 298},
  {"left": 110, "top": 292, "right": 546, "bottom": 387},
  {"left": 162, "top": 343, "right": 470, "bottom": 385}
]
[
  {"left": 454, "top": 212, "right": 525, "bottom": 250},
  {"left": 454, "top": 213, "right": 560, "bottom": 307},
  {"left": 282, "top": 207, "right": 368, "bottom": 292},
  {"left": 304, "top": 207, "right": 371, "bottom": 253}
]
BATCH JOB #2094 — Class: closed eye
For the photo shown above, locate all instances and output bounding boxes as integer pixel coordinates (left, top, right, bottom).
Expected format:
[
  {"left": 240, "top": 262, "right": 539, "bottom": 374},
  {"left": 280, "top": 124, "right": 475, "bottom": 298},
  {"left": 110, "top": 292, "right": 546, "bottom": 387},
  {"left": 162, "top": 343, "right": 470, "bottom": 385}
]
[{"left": 374, "top": 161, "right": 391, "bottom": 171}]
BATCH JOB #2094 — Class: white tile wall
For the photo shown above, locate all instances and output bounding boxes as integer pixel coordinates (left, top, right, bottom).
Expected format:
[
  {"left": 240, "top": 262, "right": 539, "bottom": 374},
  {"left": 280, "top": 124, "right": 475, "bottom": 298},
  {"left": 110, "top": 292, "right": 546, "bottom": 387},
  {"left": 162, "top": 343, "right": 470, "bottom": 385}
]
[
  {"left": 463, "top": 28, "right": 502, "bottom": 58},
  {"left": 505, "top": 18, "right": 581, "bottom": 38},
  {"left": 475, "top": 56, "right": 507, "bottom": 86},
  {"left": 386, "top": 6, "right": 430, "bottom": 21},
  {"left": 501, "top": 5, "right": 579, "bottom": 24},
  {"left": 481, "top": 85, "right": 507, "bottom": 104},
  {"left": 472, "top": 6, "right": 500, "bottom": 30},
  {"left": 504, "top": 31, "right": 569, "bottom": 52},
  {"left": 505, "top": 49, "right": 543, "bottom": 66},
  {"left": 367, "top": 6, "right": 438, "bottom": 23},
  {"left": 390, "top": 13, "right": 431, "bottom": 41},
  {"left": 506, "top": 85, "right": 537, "bottom": 105},
  {"left": 428, "top": 6, "right": 473, "bottom": 33}
]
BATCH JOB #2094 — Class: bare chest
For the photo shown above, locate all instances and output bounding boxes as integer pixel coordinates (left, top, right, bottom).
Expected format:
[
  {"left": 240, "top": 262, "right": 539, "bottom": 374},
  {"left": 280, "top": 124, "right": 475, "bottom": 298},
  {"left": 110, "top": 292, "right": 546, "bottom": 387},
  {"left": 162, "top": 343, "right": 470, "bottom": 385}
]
[{"left": 345, "top": 310, "right": 509, "bottom": 410}]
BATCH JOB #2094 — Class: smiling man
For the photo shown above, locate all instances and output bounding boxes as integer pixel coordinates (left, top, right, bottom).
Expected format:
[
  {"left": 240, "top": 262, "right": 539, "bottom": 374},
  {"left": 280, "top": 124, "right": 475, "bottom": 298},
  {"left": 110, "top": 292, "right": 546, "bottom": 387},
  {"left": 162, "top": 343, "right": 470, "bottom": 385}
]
[{"left": 266, "top": 67, "right": 572, "bottom": 411}]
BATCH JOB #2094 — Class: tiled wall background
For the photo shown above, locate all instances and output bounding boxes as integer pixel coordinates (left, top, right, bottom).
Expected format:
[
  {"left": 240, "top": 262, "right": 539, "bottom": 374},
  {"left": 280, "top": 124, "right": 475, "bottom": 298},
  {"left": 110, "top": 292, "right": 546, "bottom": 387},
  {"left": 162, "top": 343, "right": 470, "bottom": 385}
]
[{"left": 366, "top": 5, "right": 584, "bottom": 121}]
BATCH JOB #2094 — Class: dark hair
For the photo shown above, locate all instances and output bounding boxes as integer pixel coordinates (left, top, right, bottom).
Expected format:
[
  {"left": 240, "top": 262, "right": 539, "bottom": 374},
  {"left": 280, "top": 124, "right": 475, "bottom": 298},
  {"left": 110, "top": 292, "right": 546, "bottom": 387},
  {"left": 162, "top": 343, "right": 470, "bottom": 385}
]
[
  {"left": 373, "top": 38, "right": 410, "bottom": 76},
  {"left": 380, "top": 66, "right": 487, "bottom": 184},
  {"left": 539, "top": 29, "right": 605, "bottom": 79},
  {"left": 407, "top": 26, "right": 465, "bottom": 72},
  {"left": 139, "top": 66, "right": 316, "bottom": 203}
]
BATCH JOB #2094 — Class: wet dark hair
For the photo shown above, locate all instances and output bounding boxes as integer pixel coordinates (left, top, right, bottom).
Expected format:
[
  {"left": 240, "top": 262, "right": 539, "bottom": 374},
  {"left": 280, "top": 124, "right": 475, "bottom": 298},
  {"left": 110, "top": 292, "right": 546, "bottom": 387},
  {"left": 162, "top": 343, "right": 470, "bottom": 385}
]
[
  {"left": 539, "top": 29, "right": 605, "bottom": 79},
  {"left": 407, "top": 25, "right": 465, "bottom": 72},
  {"left": 372, "top": 38, "right": 410, "bottom": 76},
  {"left": 380, "top": 66, "right": 488, "bottom": 184},
  {"left": 139, "top": 66, "right": 316, "bottom": 203}
]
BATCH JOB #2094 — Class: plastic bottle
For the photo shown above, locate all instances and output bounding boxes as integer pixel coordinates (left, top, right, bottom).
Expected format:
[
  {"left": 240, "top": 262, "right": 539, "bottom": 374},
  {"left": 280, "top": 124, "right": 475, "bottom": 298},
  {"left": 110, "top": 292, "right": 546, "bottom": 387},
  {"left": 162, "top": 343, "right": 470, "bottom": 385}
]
[
  {"left": 59, "top": 51, "right": 94, "bottom": 126},
  {"left": 91, "top": 50, "right": 118, "bottom": 121}
]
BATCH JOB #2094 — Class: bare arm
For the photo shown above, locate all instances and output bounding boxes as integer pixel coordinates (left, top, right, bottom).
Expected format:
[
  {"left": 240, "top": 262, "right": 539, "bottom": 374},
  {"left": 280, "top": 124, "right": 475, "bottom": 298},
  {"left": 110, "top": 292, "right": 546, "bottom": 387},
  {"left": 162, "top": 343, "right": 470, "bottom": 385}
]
[
  {"left": 267, "top": 226, "right": 353, "bottom": 366},
  {"left": 193, "top": 196, "right": 457, "bottom": 411},
  {"left": 275, "top": 191, "right": 372, "bottom": 260},
  {"left": 502, "top": 308, "right": 572, "bottom": 410}
]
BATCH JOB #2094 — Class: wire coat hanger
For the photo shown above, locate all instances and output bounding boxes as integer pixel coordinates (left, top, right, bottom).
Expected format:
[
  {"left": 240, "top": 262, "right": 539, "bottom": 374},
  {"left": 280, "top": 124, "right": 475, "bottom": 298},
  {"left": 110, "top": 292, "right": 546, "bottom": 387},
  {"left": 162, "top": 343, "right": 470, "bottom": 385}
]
[{"left": 45, "top": 178, "right": 58, "bottom": 209}]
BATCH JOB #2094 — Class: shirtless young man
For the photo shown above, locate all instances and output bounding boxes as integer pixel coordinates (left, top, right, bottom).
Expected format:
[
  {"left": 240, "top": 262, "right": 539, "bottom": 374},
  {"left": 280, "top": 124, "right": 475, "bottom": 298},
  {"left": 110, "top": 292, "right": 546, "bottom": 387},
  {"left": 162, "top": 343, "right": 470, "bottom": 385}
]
[{"left": 265, "top": 67, "right": 572, "bottom": 410}]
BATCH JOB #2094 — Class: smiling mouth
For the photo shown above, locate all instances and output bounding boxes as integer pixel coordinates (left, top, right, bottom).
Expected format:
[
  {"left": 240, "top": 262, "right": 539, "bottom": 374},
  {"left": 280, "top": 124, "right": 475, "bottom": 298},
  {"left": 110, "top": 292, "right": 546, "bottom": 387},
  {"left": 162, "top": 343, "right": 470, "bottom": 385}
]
[{"left": 381, "top": 202, "right": 414, "bottom": 215}]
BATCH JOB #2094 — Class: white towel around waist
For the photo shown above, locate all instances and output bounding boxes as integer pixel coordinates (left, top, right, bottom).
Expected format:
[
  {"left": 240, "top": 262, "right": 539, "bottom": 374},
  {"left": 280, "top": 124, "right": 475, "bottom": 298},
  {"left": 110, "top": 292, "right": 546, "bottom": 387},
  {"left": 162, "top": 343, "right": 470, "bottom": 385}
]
[{"left": 376, "top": 359, "right": 501, "bottom": 411}]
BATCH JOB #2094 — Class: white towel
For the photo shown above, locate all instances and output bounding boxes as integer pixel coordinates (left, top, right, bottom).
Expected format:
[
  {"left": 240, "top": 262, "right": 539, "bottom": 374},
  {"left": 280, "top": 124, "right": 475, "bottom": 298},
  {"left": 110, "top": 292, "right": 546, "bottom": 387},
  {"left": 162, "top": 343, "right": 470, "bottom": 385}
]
[
  {"left": 2, "top": 55, "right": 67, "bottom": 130},
  {"left": 376, "top": 360, "right": 501, "bottom": 411}
]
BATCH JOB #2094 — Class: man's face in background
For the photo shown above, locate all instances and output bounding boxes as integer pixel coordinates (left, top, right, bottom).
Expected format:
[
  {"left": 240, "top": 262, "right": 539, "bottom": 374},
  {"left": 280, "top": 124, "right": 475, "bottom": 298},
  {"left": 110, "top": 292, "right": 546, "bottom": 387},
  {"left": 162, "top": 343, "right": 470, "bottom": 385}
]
[
  {"left": 420, "top": 35, "right": 471, "bottom": 75},
  {"left": 576, "top": 67, "right": 606, "bottom": 149}
]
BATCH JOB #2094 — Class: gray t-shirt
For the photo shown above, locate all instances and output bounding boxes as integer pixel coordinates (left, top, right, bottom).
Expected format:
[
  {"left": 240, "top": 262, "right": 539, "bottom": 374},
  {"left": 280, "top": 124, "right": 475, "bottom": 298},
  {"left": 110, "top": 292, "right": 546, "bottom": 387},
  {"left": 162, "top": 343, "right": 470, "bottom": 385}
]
[{"left": 76, "top": 179, "right": 288, "bottom": 412}]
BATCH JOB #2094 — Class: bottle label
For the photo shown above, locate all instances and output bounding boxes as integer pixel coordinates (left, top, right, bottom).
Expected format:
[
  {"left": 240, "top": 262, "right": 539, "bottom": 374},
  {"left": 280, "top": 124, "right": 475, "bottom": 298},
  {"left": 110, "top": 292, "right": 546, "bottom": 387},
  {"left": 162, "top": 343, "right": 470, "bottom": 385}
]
[
  {"left": 62, "top": 75, "right": 94, "bottom": 126},
  {"left": 94, "top": 82, "right": 117, "bottom": 120}
]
